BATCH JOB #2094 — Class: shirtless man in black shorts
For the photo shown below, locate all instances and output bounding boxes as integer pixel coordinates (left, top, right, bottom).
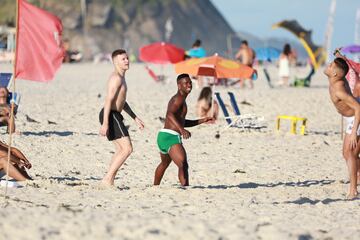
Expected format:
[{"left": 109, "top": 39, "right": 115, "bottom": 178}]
[
  {"left": 154, "top": 74, "right": 213, "bottom": 186},
  {"left": 99, "top": 49, "right": 144, "bottom": 186}
]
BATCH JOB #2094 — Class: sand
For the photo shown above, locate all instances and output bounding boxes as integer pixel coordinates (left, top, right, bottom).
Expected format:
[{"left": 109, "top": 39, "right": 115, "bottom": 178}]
[{"left": 0, "top": 62, "right": 359, "bottom": 240}]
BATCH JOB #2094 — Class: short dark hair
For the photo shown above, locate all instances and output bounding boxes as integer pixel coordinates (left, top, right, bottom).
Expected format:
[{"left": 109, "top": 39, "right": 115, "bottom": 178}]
[
  {"left": 112, "top": 49, "right": 127, "bottom": 59},
  {"left": 241, "top": 40, "right": 248, "bottom": 46},
  {"left": 193, "top": 39, "right": 201, "bottom": 47},
  {"left": 177, "top": 73, "right": 190, "bottom": 82},
  {"left": 334, "top": 57, "right": 349, "bottom": 77}
]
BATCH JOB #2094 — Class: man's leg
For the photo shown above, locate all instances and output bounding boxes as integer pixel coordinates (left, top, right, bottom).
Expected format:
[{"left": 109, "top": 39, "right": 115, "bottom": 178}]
[
  {"left": 0, "top": 158, "right": 27, "bottom": 181},
  {"left": 342, "top": 134, "right": 360, "bottom": 198},
  {"left": 239, "top": 79, "right": 245, "bottom": 88},
  {"left": 168, "top": 144, "right": 189, "bottom": 186},
  {"left": 248, "top": 79, "right": 254, "bottom": 89},
  {"left": 357, "top": 157, "right": 360, "bottom": 183},
  {"left": 154, "top": 153, "right": 172, "bottom": 185},
  {"left": 102, "top": 137, "right": 133, "bottom": 186}
]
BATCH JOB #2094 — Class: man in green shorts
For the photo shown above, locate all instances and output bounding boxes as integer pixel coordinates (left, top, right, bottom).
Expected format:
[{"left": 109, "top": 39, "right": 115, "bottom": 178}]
[{"left": 154, "top": 73, "right": 213, "bottom": 186}]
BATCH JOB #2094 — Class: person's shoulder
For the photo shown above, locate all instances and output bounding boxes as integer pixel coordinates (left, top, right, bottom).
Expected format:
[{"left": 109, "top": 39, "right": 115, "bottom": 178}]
[
  {"left": 197, "top": 98, "right": 207, "bottom": 106},
  {"left": 108, "top": 72, "right": 121, "bottom": 85},
  {"left": 170, "top": 93, "right": 184, "bottom": 104}
]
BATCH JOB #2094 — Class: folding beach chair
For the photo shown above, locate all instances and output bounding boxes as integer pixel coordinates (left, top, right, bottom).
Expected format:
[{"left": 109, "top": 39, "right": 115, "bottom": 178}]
[
  {"left": 145, "top": 65, "right": 165, "bottom": 82},
  {"left": 0, "top": 73, "right": 12, "bottom": 88},
  {"left": 214, "top": 92, "right": 265, "bottom": 131},
  {"left": 0, "top": 73, "right": 21, "bottom": 111},
  {"left": 263, "top": 68, "right": 273, "bottom": 88}
]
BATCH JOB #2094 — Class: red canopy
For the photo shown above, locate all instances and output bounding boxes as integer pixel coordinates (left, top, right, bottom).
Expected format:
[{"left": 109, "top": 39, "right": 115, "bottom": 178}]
[{"left": 139, "top": 42, "right": 185, "bottom": 64}]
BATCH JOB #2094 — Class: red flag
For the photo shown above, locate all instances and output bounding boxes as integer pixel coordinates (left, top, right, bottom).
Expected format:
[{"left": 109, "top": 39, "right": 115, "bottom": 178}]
[{"left": 15, "top": 0, "right": 64, "bottom": 82}]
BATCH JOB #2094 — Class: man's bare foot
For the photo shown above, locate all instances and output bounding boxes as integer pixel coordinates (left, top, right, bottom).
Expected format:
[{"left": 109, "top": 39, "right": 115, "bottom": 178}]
[
  {"left": 346, "top": 191, "right": 359, "bottom": 200},
  {"left": 101, "top": 177, "right": 114, "bottom": 186}
]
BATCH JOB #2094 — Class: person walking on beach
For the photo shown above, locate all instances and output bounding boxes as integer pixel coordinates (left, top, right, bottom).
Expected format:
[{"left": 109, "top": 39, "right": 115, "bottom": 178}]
[
  {"left": 325, "top": 55, "right": 360, "bottom": 199},
  {"left": 154, "top": 74, "right": 213, "bottom": 186},
  {"left": 235, "top": 40, "right": 255, "bottom": 88},
  {"left": 99, "top": 49, "right": 144, "bottom": 186},
  {"left": 278, "top": 43, "right": 295, "bottom": 86}
]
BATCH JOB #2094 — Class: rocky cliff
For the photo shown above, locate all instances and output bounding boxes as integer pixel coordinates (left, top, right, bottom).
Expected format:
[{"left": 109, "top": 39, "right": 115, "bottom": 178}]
[{"left": 0, "top": 0, "right": 239, "bottom": 59}]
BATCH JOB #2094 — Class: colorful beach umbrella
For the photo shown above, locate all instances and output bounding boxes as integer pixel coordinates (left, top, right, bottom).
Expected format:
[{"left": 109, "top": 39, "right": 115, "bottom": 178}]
[
  {"left": 342, "top": 45, "right": 360, "bottom": 54},
  {"left": 255, "top": 47, "right": 281, "bottom": 61},
  {"left": 174, "top": 54, "right": 256, "bottom": 79},
  {"left": 139, "top": 42, "right": 185, "bottom": 64}
]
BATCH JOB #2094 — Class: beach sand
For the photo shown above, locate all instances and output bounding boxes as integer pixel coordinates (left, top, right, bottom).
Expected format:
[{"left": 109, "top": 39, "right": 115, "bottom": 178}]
[{"left": 0, "top": 62, "right": 359, "bottom": 239}]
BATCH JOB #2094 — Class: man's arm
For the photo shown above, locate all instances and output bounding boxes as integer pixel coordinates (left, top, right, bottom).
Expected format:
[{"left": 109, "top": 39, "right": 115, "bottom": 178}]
[
  {"left": 235, "top": 49, "right": 242, "bottom": 60},
  {"left": 123, "top": 102, "right": 137, "bottom": 119},
  {"left": 184, "top": 117, "right": 213, "bottom": 127},
  {"left": 184, "top": 119, "right": 199, "bottom": 127},
  {"left": 100, "top": 75, "right": 119, "bottom": 136},
  {"left": 123, "top": 101, "right": 144, "bottom": 129}
]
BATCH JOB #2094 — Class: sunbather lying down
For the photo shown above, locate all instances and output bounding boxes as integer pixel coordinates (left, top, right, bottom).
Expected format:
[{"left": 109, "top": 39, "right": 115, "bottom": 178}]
[{"left": 0, "top": 141, "right": 31, "bottom": 181}]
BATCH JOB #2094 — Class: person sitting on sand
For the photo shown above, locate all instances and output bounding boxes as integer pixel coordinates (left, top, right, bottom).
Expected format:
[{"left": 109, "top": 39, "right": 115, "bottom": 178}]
[
  {"left": 154, "top": 74, "right": 213, "bottom": 186},
  {"left": 0, "top": 87, "right": 15, "bottom": 133},
  {"left": 196, "top": 86, "right": 218, "bottom": 121},
  {"left": 0, "top": 141, "right": 32, "bottom": 181},
  {"left": 325, "top": 56, "right": 360, "bottom": 199}
]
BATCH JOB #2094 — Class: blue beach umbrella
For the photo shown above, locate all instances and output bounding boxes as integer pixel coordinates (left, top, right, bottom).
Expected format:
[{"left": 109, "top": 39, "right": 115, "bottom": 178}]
[{"left": 255, "top": 47, "right": 281, "bottom": 61}]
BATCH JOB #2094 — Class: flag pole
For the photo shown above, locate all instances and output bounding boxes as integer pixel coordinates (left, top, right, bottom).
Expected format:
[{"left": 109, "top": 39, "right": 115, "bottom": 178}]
[{"left": 4, "top": 0, "right": 19, "bottom": 202}]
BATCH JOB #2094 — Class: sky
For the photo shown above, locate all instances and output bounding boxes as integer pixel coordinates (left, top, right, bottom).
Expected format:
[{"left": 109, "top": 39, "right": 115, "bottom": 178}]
[{"left": 211, "top": 0, "right": 360, "bottom": 50}]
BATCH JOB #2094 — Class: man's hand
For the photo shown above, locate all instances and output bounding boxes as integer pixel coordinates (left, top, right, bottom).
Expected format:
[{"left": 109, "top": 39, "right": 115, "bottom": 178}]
[
  {"left": 0, "top": 106, "right": 10, "bottom": 116},
  {"left": 333, "top": 47, "right": 343, "bottom": 57},
  {"left": 180, "top": 128, "right": 191, "bottom": 139},
  {"left": 349, "top": 131, "right": 358, "bottom": 149},
  {"left": 201, "top": 117, "right": 215, "bottom": 124},
  {"left": 99, "top": 124, "right": 108, "bottom": 136},
  {"left": 135, "top": 117, "right": 145, "bottom": 130},
  {"left": 19, "top": 159, "right": 32, "bottom": 169}
]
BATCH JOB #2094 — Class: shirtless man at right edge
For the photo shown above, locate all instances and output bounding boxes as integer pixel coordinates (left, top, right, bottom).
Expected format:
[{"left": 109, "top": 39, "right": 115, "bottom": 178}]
[{"left": 325, "top": 56, "right": 360, "bottom": 199}]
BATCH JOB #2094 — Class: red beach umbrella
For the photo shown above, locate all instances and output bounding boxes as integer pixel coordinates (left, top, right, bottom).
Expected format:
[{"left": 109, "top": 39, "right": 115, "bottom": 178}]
[{"left": 139, "top": 42, "right": 185, "bottom": 64}]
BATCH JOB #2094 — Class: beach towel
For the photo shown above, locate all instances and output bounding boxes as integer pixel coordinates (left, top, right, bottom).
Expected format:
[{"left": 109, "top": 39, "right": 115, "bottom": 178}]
[{"left": 345, "top": 59, "right": 360, "bottom": 92}]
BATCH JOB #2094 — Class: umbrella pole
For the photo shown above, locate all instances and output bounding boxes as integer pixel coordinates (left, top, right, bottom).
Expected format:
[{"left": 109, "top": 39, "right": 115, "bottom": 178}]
[
  {"left": 211, "top": 77, "right": 216, "bottom": 118},
  {"left": 4, "top": 0, "right": 19, "bottom": 203},
  {"left": 341, "top": 116, "right": 344, "bottom": 140}
]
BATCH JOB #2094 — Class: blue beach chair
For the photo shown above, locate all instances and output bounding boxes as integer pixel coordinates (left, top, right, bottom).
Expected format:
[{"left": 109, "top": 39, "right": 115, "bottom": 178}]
[
  {"left": 0, "top": 73, "right": 12, "bottom": 88},
  {"left": 0, "top": 73, "right": 20, "bottom": 110},
  {"left": 214, "top": 92, "right": 265, "bottom": 131}
]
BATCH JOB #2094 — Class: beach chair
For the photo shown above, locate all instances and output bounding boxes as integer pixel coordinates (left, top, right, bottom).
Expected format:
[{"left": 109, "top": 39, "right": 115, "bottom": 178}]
[
  {"left": 145, "top": 65, "right": 165, "bottom": 82},
  {"left": 227, "top": 92, "right": 266, "bottom": 130},
  {"left": 263, "top": 68, "right": 273, "bottom": 88},
  {"left": 0, "top": 73, "right": 12, "bottom": 88},
  {"left": 214, "top": 92, "right": 265, "bottom": 131},
  {"left": 293, "top": 66, "right": 315, "bottom": 87},
  {"left": 0, "top": 73, "right": 21, "bottom": 111}
]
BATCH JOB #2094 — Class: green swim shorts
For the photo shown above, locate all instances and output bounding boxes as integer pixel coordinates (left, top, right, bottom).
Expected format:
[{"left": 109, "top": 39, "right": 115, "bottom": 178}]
[{"left": 157, "top": 129, "right": 182, "bottom": 154}]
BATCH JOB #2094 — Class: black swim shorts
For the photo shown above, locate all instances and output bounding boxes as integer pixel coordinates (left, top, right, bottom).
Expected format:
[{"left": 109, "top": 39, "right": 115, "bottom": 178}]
[{"left": 99, "top": 108, "right": 129, "bottom": 141}]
